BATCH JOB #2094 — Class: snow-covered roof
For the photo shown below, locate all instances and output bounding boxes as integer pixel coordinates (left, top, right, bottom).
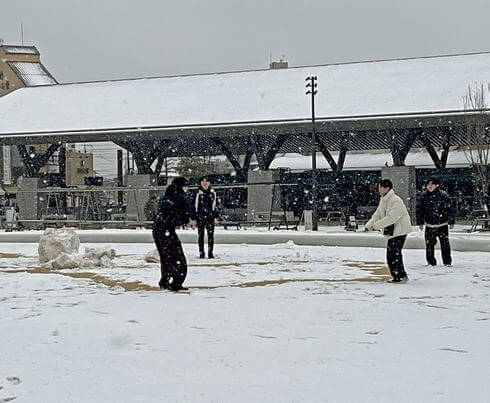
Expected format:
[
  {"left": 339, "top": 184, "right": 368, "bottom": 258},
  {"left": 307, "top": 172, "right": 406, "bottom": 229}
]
[
  {"left": 1, "top": 45, "right": 39, "bottom": 55},
  {"left": 270, "top": 149, "right": 471, "bottom": 171},
  {"left": 7, "top": 62, "right": 58, "bottom": 86},
  {"left": 0, "top": 52, "right": 489, "bottom": 137}
]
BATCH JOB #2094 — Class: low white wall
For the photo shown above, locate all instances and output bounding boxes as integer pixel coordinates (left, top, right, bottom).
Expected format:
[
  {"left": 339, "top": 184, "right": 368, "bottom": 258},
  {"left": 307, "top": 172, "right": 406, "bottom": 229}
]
[{"left": 0, "top": 229, "right": 489, "bottom": 252}]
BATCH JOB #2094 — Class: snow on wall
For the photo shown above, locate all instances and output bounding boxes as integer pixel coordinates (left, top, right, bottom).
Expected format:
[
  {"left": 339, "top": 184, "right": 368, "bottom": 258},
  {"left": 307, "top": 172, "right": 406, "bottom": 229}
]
[
  {"left": 0, "top": 52, "right": 489, "bottom": 136},
  {"left": 8, "top": 62, "right": 57, "bottom": 86},
  {"left": 2, "top": 45, "right": 39, "bottom": 55},
  {"left": 270, "top": 149, "right": 471, "bottom": 171}
]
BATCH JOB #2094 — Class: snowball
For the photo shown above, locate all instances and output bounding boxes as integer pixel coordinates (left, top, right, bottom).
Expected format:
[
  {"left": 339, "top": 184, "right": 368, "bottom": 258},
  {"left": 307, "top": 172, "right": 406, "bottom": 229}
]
[
  {"left": 38, "top": 228, "right": 80, "bottom": 263},
  {"left": 38, "top": 229, "right": 116, "bottom": 269}
]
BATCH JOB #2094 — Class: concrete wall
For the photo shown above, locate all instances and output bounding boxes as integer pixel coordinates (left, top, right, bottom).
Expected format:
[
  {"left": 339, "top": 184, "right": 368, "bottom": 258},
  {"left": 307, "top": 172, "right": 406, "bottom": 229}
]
[
  {"left": 126, "top": 174, "right": 158, "bottom": 220},
  {"left": 381, "top": 165, "right": 416, "bottom": 215},
  {"left": 16, "top": 176, "right": 44, "bottom": 227},
  {"left": 247, "top": 170, "right": 282, "bottom": 222}
]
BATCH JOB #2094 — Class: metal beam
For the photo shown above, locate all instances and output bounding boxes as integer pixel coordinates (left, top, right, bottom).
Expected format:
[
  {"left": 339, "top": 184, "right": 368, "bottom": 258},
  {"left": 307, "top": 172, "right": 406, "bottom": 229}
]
[
  {"left": 212, "top": 137, "right": 243, "bottom": 172},
  {"left": 263, "top": 134, "right": 289, "bottom": 169},
  {"left": 250, "top": 134, "right": 289, "bottom": 170},
  {"left": 115, "top": 138, "right": 172, "bottom": 174},
  {"left": 2, "top": 111, "right": 486, "bottom": 147},
  {"left": 390, "top": 129, "right": 420, "bottom": 166},
  {"left": 316, "top": 134, "right": 349, "bottom": 173},
  {"left": 17, "top": 142, "right": 62, "bottom": 178},
  {"left": 420, "top": 129, "right": 451, "bottom": 169},
  {"left": 316, "top": 138, "right": 338, "bottom": 172}
]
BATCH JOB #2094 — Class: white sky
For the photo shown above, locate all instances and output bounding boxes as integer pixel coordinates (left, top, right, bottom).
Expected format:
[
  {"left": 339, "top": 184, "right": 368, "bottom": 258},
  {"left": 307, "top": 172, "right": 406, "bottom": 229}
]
[{"left": 2, "top": 0, "right": 490, "bottom": 83}]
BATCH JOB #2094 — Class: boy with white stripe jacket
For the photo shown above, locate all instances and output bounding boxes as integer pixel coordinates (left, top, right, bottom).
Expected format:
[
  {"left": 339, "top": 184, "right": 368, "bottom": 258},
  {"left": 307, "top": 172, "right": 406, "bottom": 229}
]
[
  {"left": 190, "top": 176, "right": 220, "bottom": 259},
  {"left": 416, "top": 178, "right": 454, "bottom": 266}
]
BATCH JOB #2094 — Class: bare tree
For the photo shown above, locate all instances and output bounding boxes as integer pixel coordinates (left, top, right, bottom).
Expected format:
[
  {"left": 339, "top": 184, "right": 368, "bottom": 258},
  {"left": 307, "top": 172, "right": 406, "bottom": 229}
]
[{"left": 463, "top": 83, "right": 490, "bottom": 211}]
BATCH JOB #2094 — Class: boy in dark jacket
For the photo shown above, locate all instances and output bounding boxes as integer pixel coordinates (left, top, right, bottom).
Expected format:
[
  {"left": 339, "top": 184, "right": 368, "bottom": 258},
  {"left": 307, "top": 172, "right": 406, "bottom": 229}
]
[
  {"left": 416, "top": 178, "right": 455, "bottom": 266},
  {"left": 190, "top": 176, "right": 220, "bottom": 259},
  {"left": 152, "top": 177, "right": 195, "bottom": 290}
]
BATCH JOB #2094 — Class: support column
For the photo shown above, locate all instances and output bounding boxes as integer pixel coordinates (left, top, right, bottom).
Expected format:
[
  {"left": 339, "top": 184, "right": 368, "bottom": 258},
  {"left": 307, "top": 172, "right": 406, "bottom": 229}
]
[
  {"left": 117, "top": 150, "right": 124, "bottom": 205},
  {"left": 17, "top": 176, "right": 43, "bottom": 228},
  {"left": 381, "top": 166, "right": 416, "bottom": 217},
  {"left": 247, "top": 170, "right": 282, "bottom": 223},
  {"left": 126, "top": 174, "right": 158, "bottom": 221}
]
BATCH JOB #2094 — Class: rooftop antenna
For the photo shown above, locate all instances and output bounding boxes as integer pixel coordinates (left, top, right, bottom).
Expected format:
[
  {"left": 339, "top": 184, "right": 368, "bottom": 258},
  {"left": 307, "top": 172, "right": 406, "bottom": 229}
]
[
  {"left": 269, "top": 50, "right": 272, "bottom": 65},
  {"left": 21, "top": 22, "right": 24, "bottom": 45}
]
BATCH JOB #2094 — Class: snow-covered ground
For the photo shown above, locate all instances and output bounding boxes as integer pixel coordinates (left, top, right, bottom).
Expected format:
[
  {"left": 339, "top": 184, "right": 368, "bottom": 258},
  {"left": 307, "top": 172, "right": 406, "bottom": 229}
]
[{"left": 1, "top": 241, "right": 489, "bottom": 402}]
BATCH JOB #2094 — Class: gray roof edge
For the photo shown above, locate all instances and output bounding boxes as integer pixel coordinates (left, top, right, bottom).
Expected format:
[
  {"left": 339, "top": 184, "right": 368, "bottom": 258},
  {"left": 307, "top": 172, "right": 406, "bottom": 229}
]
[{"left": 0, "top": 108, "right": 487, "bottom": 138}]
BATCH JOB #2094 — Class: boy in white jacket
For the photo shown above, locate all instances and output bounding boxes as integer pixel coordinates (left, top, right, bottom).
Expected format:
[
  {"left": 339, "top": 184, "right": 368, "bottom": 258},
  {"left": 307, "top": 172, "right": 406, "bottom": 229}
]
[{"left": 365, "top": 179, "right": 412, "bottom": 283}]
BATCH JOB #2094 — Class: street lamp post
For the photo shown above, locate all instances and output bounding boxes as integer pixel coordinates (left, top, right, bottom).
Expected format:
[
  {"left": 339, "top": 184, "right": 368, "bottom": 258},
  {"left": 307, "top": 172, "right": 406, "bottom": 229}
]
[{"left": 306, "top": 76, "right": 319, "bottom": 231}]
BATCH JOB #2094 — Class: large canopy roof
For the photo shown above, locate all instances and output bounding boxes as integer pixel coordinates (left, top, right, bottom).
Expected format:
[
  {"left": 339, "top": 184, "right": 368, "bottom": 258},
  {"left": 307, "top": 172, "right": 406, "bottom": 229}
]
[{"left": 0, "top": 51, "right": 489, "bottom": 147}]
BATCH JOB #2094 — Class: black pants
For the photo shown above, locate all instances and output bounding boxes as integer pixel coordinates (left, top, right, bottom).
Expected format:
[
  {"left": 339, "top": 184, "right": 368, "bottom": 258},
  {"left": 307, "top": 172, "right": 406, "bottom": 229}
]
[
  {"left": 152, "top": 228, "right": 187, "bottom": 288},
  {"left": 197, "top": 222, "right": 215, "bottom": 256},
  {"left": 425, "top": 225, "right": 452, "bottom": 265},
  {"left": 387, "top": 235, "right": 408, "bottom": 279}
]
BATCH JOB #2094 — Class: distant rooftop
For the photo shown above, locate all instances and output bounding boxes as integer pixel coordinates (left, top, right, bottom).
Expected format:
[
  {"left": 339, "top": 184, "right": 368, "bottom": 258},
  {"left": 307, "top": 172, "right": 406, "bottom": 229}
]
[
  {"left": 1, "top": 45, "right": 40, "bottom": 55},
  {"left": 7, "top": 61, "right": 57, "bottom": 86}
]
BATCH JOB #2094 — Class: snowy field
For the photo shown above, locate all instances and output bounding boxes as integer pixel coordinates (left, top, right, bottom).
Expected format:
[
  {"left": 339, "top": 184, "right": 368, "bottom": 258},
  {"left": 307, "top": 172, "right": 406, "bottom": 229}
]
[{"left": 1, "top": 241, "right": 489, "bottom": 402}]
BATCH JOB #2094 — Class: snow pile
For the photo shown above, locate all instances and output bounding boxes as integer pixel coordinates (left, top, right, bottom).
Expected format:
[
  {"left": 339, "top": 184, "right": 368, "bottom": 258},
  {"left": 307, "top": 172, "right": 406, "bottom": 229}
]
[
  {"left": 144, "top": 249, "right": 160, "bottom": 263},
  {"left": 47, "top": 247, "right": 117, "bottom": 270},
  {"left": 38, "top": 228, "right": 80, "bottom": 263},
  {"left": 83, "top": 247, "right": 116, "bottom": 267},
  {"left": 51, "top": 253, "right": 83, "bottom": 270},
  {"left": 38, "top": 229, "right": 116, "bottom": 269}
]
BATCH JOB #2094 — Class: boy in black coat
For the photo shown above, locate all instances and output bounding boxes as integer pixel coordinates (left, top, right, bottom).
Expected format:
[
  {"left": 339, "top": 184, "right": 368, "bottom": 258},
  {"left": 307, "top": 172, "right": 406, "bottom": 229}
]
[
  {"left": 416, "top": 178, "right": 455, "bottom": 266},
  {"left": 190, "top": 176, "right": 220, "bottom": 259},
  {"left": 152, "top": 177, "right": 195, "bottom": 290}
]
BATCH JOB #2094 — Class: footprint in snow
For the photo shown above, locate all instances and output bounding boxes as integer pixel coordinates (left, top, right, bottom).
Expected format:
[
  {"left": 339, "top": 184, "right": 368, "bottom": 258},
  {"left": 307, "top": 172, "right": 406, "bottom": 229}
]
[{"left": 6, "top": 377, "right": 20, "bottom": 385}]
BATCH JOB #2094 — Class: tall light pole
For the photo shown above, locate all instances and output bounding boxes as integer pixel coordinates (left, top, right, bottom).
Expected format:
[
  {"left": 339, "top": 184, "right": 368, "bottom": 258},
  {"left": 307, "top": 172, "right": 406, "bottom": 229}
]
[{"left": 306, "top": 76, "right": 319, "bottom": 231}]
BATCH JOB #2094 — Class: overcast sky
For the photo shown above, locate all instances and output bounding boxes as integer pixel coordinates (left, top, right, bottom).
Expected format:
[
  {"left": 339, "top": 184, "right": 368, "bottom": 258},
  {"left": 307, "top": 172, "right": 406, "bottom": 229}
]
[{"left": 2, "top": 0, "right": 490, "bottom": 83}]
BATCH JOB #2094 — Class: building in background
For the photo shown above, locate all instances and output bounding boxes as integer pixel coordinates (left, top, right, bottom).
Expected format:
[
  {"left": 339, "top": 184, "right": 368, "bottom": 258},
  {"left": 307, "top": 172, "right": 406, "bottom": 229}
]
[
  {"left": 0, "top": 41, "right": 57, "bottom": 96},
  {"left": 65, "top": 148, "right": 94, "bottom": 187},
  {"left": 0, "top": 41, "right": 58, "bottom": 195},
  {"left": 269, "top": 56, "right": 288, "bottom": 70}
]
